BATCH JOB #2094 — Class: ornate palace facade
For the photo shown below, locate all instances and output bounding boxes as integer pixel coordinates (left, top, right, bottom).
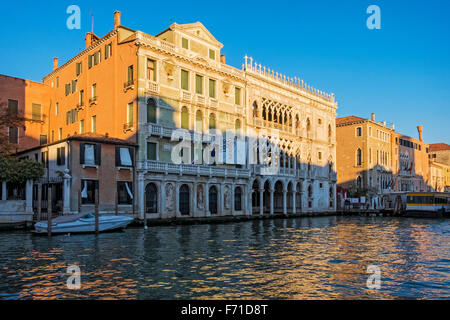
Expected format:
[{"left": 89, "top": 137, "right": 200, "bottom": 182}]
[{"left": 2, "top": 12, "right": 338, "bottom": 220}]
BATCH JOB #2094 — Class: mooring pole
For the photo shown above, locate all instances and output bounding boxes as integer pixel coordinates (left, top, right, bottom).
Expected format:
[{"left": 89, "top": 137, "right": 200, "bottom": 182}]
[
  {"left": 37, "top": 184, "right": 42, "bottom": 221},
  {"left": 95, "top": 183, "right": 99, "bottom": 234},
  {"left": 47, "top": 184, "right": 52, "bottom": 237},
  {"left": 115, "top": 188, "right": 118, "bottom": 216},
  {"left": 78, "top": 190, "right": 81, "bottom": 214}
]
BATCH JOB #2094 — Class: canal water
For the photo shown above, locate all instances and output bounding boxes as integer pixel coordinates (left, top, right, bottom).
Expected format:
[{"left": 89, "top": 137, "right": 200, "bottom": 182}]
[{"left": 0, "top": 216, "right": 449, "bottom": 300}]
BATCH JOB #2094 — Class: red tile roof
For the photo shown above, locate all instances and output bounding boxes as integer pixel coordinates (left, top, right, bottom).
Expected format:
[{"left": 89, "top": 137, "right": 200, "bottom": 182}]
[
  {"left": 430, "top": 143, "right": 450, "bottom": 152},
  {"left": 336, "top": 116, "right": 366, "bottom": 125}
]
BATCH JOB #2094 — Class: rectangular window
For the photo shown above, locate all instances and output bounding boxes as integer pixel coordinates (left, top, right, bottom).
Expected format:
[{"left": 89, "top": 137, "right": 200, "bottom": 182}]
[
  {"left": 8, "top": 99, "right": 18, "bottom": 116},
  {"left": 55, "top": 102, "right": 59, "bottom": 116},
  {"left": 195, "top": 74, "right": 203, "bottom": 94},
  {"left": 209, "top": 49, "right": 215, "bottom": 60},
  {"left": 58, "top": 128, "right": 62, "bottom": 140},
  {"left": 318, "top": 152, "right": 322, "bottom": 160},
  {"left": 8, "top": 127, "right": 18, "bottom": 144},
  {"left": 76, "top": 62, "right": 82, "bottom": 76},
  {"left": 127, "top": 103, "right": 133, "bottom": 126},
  {"left": 182, "top": 37, "right": 189, "bottom": 49},
  {"left": 32, "top": 103, "right": 42, "bottom": 121},
  {"left": 91, "top": 84, "right": 97, "bottom": 98},
  {"left": 80, "top": 143, "right": 101, "bottom": 166},
  {"left": 79, "top": 90, "right": 84, "bottom": 106},
  {"left": 81, "top": 180, "right": 98, "bottom": 205},
  {"left": 127, "top": 65, "right": 134, "bottom": 84},
  {"left": 39, "top": 134, "right": 47, "bottom": 146},
  {"left": 57, "top": 147, "right": 66, "bottom": 166},
  {"left": 91, "top": 115, "right": 96, "bottom": 133},
  {"left": 209, "top": 79, "right": 216, "bottom": 98},
  {"left": 56, "top": 77, "right": 59, "bottom": 88},
  {"left": 147, "top": 59, "right": 156, "bottom": 81},
  {"left": 147, "top": 142, "right": 157, "bottom": 160},
  {"left": 66, "top": 111, "right": 70, "bottom": 125},
  {"left": 116, "top": 147, "right": 134, "bottom": 167},
  {"left": 65, "top": 83, "right": 71, "bottom": 96},
  {"left": 235, "top": 87, "right": 241, "bottom": 105},
  {"left": 105, "top": 43, "right": 112, "bottom": 59},
  {"left": 41, "top": 151, "right": 48, "bottom": 168},
  {"left": 94, "top": 50, "right": 101, "bottom": 65},
  {"left": 80, "top": 119, "right": 85, "bottom": 134},
  {"left": 71, "top": 80, "right": 77, "bottom": 93},
  {"left": 181, "top": 70, "right": 189, "bottom": 90},
  {"left": 356, "top": 127, "right": 362, "bottom": 137},
  {"left": 51, "top": 130, "right": 54, "bottom": 142},
  {"left": 117, "top": 181, "right": 133, "bottom": 205}
]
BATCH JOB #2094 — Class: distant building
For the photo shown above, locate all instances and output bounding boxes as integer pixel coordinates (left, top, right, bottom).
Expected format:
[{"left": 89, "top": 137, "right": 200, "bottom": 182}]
[
  {"left": 429, "top": 143, "right": 450, "bottom": 192},
  {"left": 391, "top": 126, "right": 429, "bottom": 192},
  {"left": 429, "top": 143, "right": 450, "bottom": 166},
  {"left": 336, "top": 113, "right": 395, "bottom": 208},
  {"left": 336, "top": 113, "right": 434, "bottom": 208}
]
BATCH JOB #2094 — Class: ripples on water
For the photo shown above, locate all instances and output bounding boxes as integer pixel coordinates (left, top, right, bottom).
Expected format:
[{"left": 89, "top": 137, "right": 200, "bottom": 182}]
[{"left": 0, "top": 216, "right": 449, "bottom": 300}]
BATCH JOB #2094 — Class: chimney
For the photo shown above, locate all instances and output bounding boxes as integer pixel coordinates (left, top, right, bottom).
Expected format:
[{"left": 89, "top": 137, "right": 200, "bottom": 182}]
[
  {"left": 53, "top": 57, "right": 58, "bottom": 71},
  {"left": 220, "top": 54, "right": 226, "bottom": 64},
  {"left": 371, "top": 113, "right": 375, "bottom": 122},
  {"left": 417, "top": 125, "right": 423, "bottom": 142},
  {"left": 114, "top": 11, "right": 121, "bottom": 29},
  {"left": 85, "top": 33, "right": 93, "bottom": 48}
]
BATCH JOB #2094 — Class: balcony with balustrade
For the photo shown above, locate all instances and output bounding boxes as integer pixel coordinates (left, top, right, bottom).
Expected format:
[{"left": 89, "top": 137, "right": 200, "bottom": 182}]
[{"left": 137, "top": 160, "right": 251, "bottom": 178}]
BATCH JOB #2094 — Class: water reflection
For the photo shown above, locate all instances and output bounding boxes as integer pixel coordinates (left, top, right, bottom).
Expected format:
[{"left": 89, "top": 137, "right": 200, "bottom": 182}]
[{"left": 0, "top": 217, "right": 449, "bottom": 299}]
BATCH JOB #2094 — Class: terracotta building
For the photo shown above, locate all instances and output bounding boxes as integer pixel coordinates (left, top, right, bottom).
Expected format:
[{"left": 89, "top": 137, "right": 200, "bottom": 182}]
[
  {"left": 1, "top": 11, "right": 338, "bottom": 221},
  {"left": 429, "top": 143, "right": 450, "bottom": 192},
  {"left": 336, "top": 113, "right": 394, "bottom": 208},
  {"left": 0, "top": 75, "right": 52, "bottom": 153},
  {"left": 390, "top": 126, "right": 430, "bottom": 192}
]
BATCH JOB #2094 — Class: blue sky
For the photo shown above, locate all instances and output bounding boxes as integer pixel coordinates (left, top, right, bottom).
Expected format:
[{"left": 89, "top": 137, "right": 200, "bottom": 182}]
[{"left": 1, "top": 0, "right": 449, "bottom": 143}]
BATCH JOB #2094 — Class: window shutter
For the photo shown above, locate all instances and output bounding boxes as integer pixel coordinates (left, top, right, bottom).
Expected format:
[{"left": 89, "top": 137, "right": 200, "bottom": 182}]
[
  {"left": 128, "top": 147, "right": 134, "bottom": 166},
  {"left": 80, "top": 143, "right": 85, "bottom": 164},
  {"left": 61, "top": 147, "right": 66, "bottom": 166},
  {"left": 115, "top": 146, "right": 120, "bottom": 166},
  {"left": 88, "top": 55, "right": 92, "bottom": 68},
  {"left": 57, "top": 148, "right": 61, "bottom": 166},
  {"left": 95, "top": 144, "right": 101, "bottom": 165}
]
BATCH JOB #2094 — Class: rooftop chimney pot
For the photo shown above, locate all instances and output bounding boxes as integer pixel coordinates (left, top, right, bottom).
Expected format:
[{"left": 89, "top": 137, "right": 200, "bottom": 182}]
[
  {"left": 371, "top": 113, "right": 375, "bottom": 122},
  {"left": 417, "top": 125, "right": 423, "bottom": 142},
  {"left": 53, "top": 57, "right": 58, "bottom": 71},
  {"left": 220, "top": 54, "right": 226, "bottom": 64},
  {"left": 114, "top": 11, "right": 121, "bottom": 29}
]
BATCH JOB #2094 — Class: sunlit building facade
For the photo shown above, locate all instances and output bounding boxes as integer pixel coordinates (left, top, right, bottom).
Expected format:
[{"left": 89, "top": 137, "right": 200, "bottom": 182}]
[{"left": 1, "top": 11, "right": 338, "bottom": 220}]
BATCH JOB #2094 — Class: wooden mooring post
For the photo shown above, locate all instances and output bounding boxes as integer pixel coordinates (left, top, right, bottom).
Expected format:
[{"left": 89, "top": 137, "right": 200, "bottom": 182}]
[
  {"left": 47, "top": 185, "right": 52, "bottom": 237},
  {"left": 37, "top": 184, "right": 42, "bottom": 221},
  {"left": 95, "top": 183, "right": 99, "bottom": 234}
]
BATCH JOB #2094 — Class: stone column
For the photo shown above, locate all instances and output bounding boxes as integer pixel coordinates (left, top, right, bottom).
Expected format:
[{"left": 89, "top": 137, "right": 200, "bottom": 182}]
[
  {"left": 193, "top": 183, "right": 198, "bottom": 217},
  {"left": 231, "top": 184, "right": 235, "bottom": 216},
  {"left": 25, "top": 179, "right": 33, "bottom": 214},
  {"left": 175, "top": 183, "right": 180, "bottom": 217},
  {"left": 1, "top": 181, "right": 6, "bottom": 200},
  {"left": 259, "top": 188, "right": 264, "bottom": 215},
  {"left": 219, "top": 183, "right": 224, "bottom": 215},
  {"left": 138, "top": 173, "right": 145, "bottom": 220},
  {"left": 205, "top": 183, "right": 210, "bottom": 217},
  {"left": 269, "top": 188, "right": 274, "bottom": 215},
  {"left": 283, "top": 185, "right": 287, "bottom": 215},
  {"left": 63, "top": 169, "right": 71, "bottom": 215},
  {"left": 292, "top": 189, "right": 296, "bottom": 214},
  {"left": 160, "top": 181, "right": 166, "bottom": 218}
]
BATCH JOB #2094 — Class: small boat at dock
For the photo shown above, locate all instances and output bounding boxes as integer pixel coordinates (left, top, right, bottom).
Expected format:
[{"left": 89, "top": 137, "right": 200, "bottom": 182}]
[{"left": 34, "top": 213, "right": 134, "bottom": 234}]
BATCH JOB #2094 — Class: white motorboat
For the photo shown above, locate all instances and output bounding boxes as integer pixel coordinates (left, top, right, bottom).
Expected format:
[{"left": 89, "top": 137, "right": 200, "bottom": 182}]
[{"left": 34, "top": 213, "right": 134, "bottom": 234}]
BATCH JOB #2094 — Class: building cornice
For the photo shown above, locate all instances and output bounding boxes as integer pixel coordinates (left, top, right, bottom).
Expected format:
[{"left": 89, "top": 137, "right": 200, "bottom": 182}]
[{"left": 42, "top": 30, "right": 118, "bottom": 82}]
